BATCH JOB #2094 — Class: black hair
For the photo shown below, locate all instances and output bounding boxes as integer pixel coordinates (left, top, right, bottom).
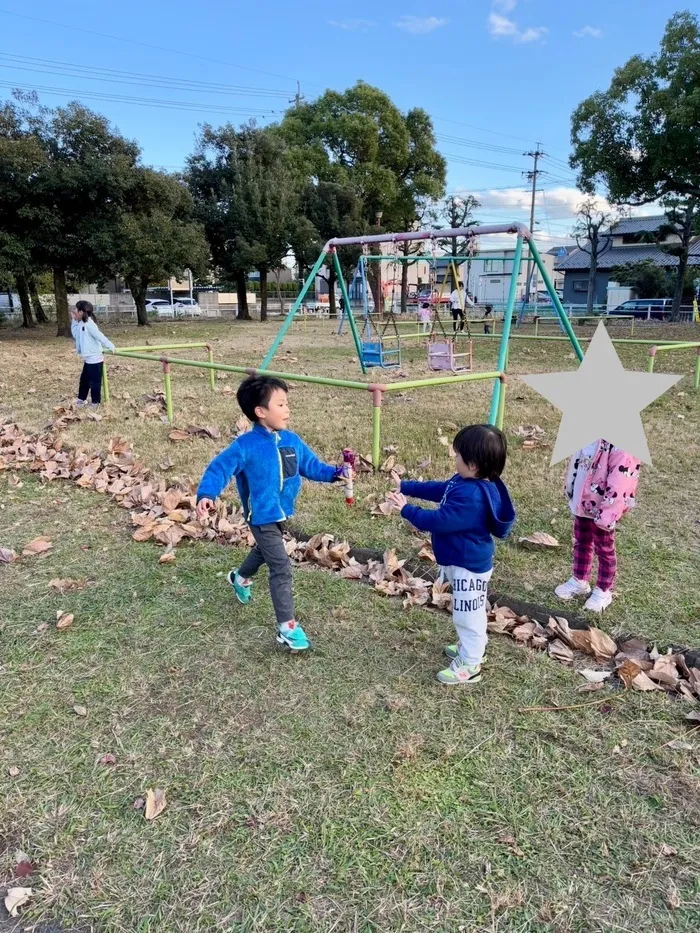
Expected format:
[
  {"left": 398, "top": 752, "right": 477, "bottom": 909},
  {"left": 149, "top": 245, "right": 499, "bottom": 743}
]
[
  {"left": 236, "top": 374, "right": 289, "bottom": 422},
  {"left": 76, "top": 299, "right": 95, "bottom": 322},
  {"left": 484, "top": 304, "right": 493, "bottom": 315},
  {"left": 453, "top": 424, "right": 507, "bottom": 480},
  {"left": 421, "top": 301, "right": 430, "bottom": 309}
]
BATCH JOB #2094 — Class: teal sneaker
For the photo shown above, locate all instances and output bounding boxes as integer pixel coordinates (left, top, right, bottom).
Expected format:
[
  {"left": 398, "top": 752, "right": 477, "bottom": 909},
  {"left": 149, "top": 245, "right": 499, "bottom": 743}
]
[
  {"left": 276, "top": 621, "right": 311, "bottom": 652},
  {"left": 437, "top": 660, "right": 482, "bottom": 686},
  {"left": 227, "top": 569, "right": 252, "bottom": 605},
  {"left": 444, "top": 645, "right": 487, "bottom": 664}
]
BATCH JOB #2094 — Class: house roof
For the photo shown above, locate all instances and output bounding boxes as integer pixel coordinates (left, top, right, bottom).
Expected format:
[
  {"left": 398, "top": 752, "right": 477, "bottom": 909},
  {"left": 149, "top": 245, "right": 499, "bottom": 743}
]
[
  {"left": 609, "top": 215, "right": 667, "bottom": 235},
  {"left": 554, "top": 242, "right": 700, "bottom": 271},
  {"left": 546, "top": 245, "right": 577, "bottom": 256}
]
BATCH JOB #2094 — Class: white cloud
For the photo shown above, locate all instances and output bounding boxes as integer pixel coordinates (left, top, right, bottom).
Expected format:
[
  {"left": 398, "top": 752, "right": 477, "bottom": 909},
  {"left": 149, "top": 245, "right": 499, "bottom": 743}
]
[
  {"left": 394, "top": 16, "right": 449, "bottom": 35},
  {"left": 574, "top": 25, "right": 603, "bottom": 39},
  {"left": 328, "top": 19, "right": 376, "bottom": 32},
  {"left": 488, "top": 12, "right": 547, "bottom": 43},
  {"left": 493, "top": 0, "right": 517, "bottom": 12}
]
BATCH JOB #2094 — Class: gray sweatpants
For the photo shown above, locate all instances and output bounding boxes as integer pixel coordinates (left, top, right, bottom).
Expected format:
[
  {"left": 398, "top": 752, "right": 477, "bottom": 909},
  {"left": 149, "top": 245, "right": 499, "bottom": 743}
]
[{"left": 238, "top": 523, "right": 294, "bottom": 625}]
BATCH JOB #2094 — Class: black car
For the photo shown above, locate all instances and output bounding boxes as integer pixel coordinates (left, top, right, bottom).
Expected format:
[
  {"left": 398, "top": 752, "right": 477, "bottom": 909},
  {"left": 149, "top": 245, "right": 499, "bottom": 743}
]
[{"left": 610, "top": 298, "right": 673, "bottom": 320}]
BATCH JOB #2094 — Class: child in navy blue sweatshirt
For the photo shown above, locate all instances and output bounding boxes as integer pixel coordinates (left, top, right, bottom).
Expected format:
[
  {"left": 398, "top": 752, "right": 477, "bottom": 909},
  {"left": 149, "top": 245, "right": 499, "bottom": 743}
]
[
  {"left": 196, "top": 375, "right": 343, "bottom": 652},
  {"left": 388, "top": 424, "right": 515, "bottom": 685}
]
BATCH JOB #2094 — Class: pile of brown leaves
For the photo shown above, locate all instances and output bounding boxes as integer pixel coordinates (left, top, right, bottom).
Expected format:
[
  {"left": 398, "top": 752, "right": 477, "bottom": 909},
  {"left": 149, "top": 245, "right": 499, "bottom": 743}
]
[
  {"left": 3, "top": 418, "right": 699, "bottom": 702},
  {"left": 487, "top": 606, "right": 700, "bottom": 702}
]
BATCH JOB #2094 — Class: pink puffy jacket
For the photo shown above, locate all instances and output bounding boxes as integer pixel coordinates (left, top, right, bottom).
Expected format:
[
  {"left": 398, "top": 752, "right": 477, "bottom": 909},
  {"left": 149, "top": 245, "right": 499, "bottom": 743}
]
[{"left": 564, "top": 440, "right": 641, "bottom": 531}]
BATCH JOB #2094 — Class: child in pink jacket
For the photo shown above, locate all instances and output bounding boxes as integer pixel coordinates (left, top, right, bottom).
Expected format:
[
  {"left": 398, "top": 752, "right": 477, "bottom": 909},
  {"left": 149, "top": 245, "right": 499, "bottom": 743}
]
[{"left": 555, "top": 439, "right": 641, "bottom": 613}]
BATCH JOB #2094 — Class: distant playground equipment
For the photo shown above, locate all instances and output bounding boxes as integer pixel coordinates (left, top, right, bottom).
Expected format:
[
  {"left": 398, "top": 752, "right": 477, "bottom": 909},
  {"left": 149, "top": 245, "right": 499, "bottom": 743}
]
[{"left": 260, "top": 222, "right": 587, "bottom": 424}]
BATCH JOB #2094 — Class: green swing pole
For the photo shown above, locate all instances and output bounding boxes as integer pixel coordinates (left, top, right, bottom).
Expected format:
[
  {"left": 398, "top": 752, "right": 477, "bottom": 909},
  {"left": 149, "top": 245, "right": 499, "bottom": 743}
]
[
  {"left": 260, "top": 249, "right": 328, "bottom": 370},
  {"left": 331, "top": 248, "right": 367, "bottom": 374},
  {"left": 488, "top": 235, "right": 523, "bottom": 424},
  {"left": 102, "top": 356, "right": 111, "bottom": 403},
  {"left": 527, "top": 237, "right": 584, "bottom": 363}
]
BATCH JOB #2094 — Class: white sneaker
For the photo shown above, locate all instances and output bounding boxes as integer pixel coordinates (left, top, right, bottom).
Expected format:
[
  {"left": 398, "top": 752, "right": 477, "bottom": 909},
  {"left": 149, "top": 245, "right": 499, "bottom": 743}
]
[
  {"left": 555, "top": 577, "right": 591, "bottom": 601},
  {"left": 584, "top": 587, "right": 613, "bottom": 613},
  {"left": 74, "top": 399, "right": 87, "bottom": 408}
]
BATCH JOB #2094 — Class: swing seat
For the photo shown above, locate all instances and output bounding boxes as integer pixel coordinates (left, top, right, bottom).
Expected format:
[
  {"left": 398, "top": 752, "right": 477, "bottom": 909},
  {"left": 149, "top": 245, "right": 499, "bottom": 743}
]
[
  {"left": 428, "top": 338, "right": 473, "bottom": 373},
  {"left": 360, "top": 339, "right": 401, "bottom": 369}
]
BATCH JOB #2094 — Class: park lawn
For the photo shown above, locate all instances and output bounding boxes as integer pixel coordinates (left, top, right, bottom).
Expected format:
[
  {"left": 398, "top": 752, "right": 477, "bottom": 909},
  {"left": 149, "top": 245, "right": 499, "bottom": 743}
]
[
  {"left": 1, "top": 317, "right": 698, "bottom": 645},
  {"left": 1, "top": 471, "right": 700, "bottom": 932}
]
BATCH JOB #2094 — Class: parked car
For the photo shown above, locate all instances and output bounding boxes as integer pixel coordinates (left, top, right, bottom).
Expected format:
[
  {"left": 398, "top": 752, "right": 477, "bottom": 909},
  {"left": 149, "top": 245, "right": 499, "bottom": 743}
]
[
  {"left": 145, "top": 299, "right": 175, "bottom": 318},
  {"left": 173, "top": 297, "right": 202, "bottom": 317},
  {"left": 610, "top": 298, "right": 673, "bottom": 321}
]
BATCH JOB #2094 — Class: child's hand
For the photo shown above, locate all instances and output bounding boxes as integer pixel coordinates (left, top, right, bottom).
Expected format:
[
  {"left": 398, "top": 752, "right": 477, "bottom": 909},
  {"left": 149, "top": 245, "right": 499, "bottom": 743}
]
[
  {"left": 196, "top": 497, "right": 216, "bottom": 521},
  {"left": 390, "top": 469, "right": 401, "bottom": 491},
  {"left": 387, "top": 491, "right": 407, "bottom": 510}
]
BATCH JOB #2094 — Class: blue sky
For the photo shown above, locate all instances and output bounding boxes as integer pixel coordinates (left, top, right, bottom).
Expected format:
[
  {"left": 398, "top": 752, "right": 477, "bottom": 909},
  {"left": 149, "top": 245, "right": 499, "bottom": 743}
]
[{"left": 0, "top": 0, "right": 685, "bottom": 244}]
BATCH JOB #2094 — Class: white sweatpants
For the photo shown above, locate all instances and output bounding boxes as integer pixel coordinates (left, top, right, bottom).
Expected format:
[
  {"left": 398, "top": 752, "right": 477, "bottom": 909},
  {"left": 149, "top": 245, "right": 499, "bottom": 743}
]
[{"left": 441, "top": 565, "right": 492, "bottom": 666}]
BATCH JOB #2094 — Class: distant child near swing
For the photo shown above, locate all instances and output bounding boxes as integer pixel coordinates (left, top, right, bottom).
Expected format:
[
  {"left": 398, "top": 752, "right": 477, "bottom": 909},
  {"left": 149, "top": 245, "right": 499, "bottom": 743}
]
[
  {"left": 71, "top": 300, "right": 115, "bottom": 407},
  {"left": 388, "top": 425, "right": 515, "bottom": 685},
  {"left": 418, "top": 301, "right": 432, "bottom": 333},
  {"left": 555, "top": 440, "right": 641, "bottom": 613},
  {"left": 483, "top": 304, "right": 493, "bottom": 335},
  {"left": 196, "top": 375, "right": 345, "bottom": 652}
]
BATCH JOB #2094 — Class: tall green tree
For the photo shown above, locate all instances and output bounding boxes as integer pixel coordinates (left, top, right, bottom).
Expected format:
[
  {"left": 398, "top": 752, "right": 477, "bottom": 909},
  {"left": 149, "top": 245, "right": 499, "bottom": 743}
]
[
  {"left": 187, "top": 123, "right": 298, "bottom": 321},
  {"left": 118, "top": 168, "right": 209, "bottom": 326},
  {"left": 611, "top": 260, "right": 672, "bottom": 299},
  {"left": 658, "top": 198, "right": 700, "bottom": 314},
  {"left": 282, "top": 82, "right": 446, "bottom": 314},
  {"left": 570, "top": 11, "right": 700, "bottom": 319}
]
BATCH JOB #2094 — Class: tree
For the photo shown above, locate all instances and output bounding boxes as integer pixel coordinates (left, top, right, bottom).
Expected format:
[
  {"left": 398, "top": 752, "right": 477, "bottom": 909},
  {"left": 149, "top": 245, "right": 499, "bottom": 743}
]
[
  {"left": 658, "top": 198, "right": 700, "bottom": 317},
  {"left": 571, "top": 198, "right": 626, "bottom": 314},
  {"left": 187, "top": 123, "right": 298, "bottom": 321},
  {"left": 437, "top": 194, "right": 480, "bottom": 295},
  {"left": 282, "top": 82, "right": 446, "bottom": 315},
  {"left": 118, "top": 168, "right": 209, "bottom": 326},
  {"left": 5, "top": 97, "right": 142, "bottom": 336},
  {"left": 611, "top": 259, "right": 672, "bottom": 298},
  {"left": 570, "top": 11, "right": 700, "bottom": 317}
]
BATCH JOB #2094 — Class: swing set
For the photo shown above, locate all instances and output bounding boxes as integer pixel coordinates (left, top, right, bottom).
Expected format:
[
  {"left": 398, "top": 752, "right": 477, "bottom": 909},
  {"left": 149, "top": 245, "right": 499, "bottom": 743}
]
[{"left": 260, "top": 223, "right": 585, "bottom": 424}]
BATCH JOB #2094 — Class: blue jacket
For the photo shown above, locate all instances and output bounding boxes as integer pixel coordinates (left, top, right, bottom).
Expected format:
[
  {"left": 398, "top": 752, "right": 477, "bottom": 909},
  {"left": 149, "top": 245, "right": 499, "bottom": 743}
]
[
  {"left": 71, "top": 318, "right": 115, "bottom": 361},
  {"left": 197, "top": 423, "right": 338, "bottom": 526},
  {"left": 400, "top": 475, "right": 516, "bottom": 573}
]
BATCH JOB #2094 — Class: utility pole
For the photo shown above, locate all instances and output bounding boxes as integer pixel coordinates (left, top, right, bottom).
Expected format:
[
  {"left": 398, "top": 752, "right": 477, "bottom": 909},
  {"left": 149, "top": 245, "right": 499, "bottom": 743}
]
[
  {"left": 523, "top": 144, "right": 546, "bottom": 305},
  {"left": 289, "top": 81, "right": 305, "bottom": 109}
]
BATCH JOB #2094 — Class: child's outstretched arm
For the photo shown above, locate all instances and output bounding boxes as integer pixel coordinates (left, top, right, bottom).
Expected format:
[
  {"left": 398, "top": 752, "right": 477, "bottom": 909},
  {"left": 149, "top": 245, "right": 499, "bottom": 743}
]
[
  {"left": 296, "top": 439, "right": 341, "bottom": 483},
  {"left": 196, "top": 442, "right": 245, "bottom": 507},
  {"left": 400, "top": 479, "right": 448, "bottom": 502}
]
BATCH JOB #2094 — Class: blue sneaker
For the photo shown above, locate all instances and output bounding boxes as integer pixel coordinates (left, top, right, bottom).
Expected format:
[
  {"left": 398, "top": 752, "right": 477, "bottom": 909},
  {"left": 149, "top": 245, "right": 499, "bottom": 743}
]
[
  {"left": 276, "top": 621, "right": 311, "bottom": 652},
  {"left": 227, "top": 569, "right": 252, "bottom": 605}
]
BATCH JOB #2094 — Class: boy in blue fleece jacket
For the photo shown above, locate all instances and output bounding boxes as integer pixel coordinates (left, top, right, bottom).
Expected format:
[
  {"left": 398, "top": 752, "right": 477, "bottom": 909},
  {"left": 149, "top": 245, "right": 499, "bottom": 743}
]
[
  {"left": 388, "top": 424, "right": 515, "bottom": 685},
  {"left": 196, "top": 375, "right": 343, "bottom": 651}
]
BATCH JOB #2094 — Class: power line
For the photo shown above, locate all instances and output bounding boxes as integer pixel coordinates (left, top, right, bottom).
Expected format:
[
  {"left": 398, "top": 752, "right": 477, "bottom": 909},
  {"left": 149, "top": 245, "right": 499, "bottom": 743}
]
[
  {"left": 0, "top": 7, "right": 312, "bottom": 88},
  {"left": 0, "top": 53, "right": 291, "bottom": 98},
  {"left": 0, "top": 80, "right": 283, "bottom": 117}
]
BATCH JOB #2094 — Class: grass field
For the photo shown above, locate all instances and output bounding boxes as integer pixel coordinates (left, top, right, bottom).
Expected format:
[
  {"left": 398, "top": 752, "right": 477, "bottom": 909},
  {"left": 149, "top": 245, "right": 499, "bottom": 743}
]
[{"left": 1, "top": 316, "right": 700, "bottom": 931}]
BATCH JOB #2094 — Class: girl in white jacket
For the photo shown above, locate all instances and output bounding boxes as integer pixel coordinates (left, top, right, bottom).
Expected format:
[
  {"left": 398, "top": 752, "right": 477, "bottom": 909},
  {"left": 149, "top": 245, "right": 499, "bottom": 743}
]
[{"left": 70, "top": 300, "right": 116, "bottom": 406}]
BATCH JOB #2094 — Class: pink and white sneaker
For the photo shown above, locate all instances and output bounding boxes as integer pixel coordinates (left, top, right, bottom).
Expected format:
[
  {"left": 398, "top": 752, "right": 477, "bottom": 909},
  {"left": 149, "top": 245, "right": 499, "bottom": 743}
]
[
  {"left": 584, "top": 587, "right": 613, "bottom": 613},
  {"left": 555, "top": 577, "right": 591, "bottom": 601}
]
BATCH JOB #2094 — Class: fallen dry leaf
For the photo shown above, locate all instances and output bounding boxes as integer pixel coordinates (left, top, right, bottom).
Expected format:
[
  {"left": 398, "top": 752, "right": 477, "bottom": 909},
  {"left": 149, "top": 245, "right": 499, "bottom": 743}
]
[
  {"left": 145, "top": 787, "right": 167, "bottom": 820},
  {"left": 48, "top": 578, "right": 86, "bottom": 594},
  {"left": 56, "top": 611, "right": 74, "bottom": 631},
  {"left": 8, "top": 765, "right": 20, "bottom": 777},
  {"left": 168, "top": 429, "right": 190, "bottom": 442},
  {"left": 548, "top": 638, "right": 574, "bottom": 664},
  {"left": 631, "top": 671, "right": 661, "bottom": 692},
  {"left": 685, "top": 710, "right": 700, "bottom": 725},
  {"left": 187, "top": 424, "right": 221, "bottom": 440},
  {"left": 5, "top": 887, "right": 32, "bottom": 917},
  {"left": 570, "top": 627, "right": 617, "bottom": 663},
  {"left": 578, "top": 669, "right": 612, "bottom": 684},
  {"left": 158, "top": 551, "right": 176, "bottom": 564},
  {"left": 617, "top": 658, "right": 642, "bottom": 688},
  {"left": 98, "top": 753, "right": 116, "bottom": 766},
  {"left": 0, "top": 546, "right": 17, "bottom": 563},
  {"left": 660, "top": 844, "right": 678, "bottom": 857},
  {"left": 578, "top": 682, "right": 605, "bottom": 693},
  {"left": 496, "top": 833, "right": 525, "bottom": 858},
  {"left": 22, "top": 535, "right": 53, "bottom": 557},
  {"left": 666, "top": 740, "right": 692, "bottom": 752},
  {"left": 518, "top": 532, "right": 560, "bottom": 549},
  {"left": 133, "top": 797, "right": 145, "bottom": 810},
  {"left": 72, "top": 704, "right": 87, "bottom": 717},
  {"left": 159, "top": 456, "right": 174, "bottom": 471},
  {"left": 666, "top": 880, "right": 681, "bottom": 910},
  {"left": 417, "top": 542, "right": 436, "bottom": 563},
  {"left": 14, "top": 860, "right": 33, "bottom": 879}
]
